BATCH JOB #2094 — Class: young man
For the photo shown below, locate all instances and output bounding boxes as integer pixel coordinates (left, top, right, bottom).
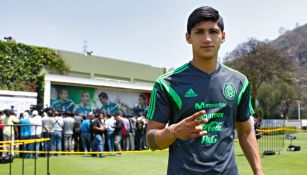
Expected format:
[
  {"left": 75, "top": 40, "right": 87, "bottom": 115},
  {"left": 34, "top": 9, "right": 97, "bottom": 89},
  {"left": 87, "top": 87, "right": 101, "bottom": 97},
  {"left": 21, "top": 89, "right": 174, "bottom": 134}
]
[
  {"left": 63, "top": 112, "right": 75, "bottom": 152},
  {"left": 146, "top": 6, "right": 263, "bottom": 175},
  {"left": 19, "top": 112, "right": 31, "bottom": 158},
  {"left": 73, "top": 112, "right": 83, "bottom": 152},
  {"left": 52, "top": 89, "right": 76, "bottom": 113},
  {"left": 1, "top": 109, "right": 19, "bottom": 158},
  {"left": 134, "top": 94, "right": 148, "bottom": 116},
  {"left": 113, "top": 113, "right": 123, "bottom": 153},
  {"left": 51, "top": 111, "right": 64, "bottom": 156},
  {"left": 28, "top": 110, "right": 42, "bottom": 159},
  {"left": 80, "top": 115, "right": 91, "bottom": 153},
  {"left": 98, "top": 92, "right": 119, "bottom": 116},
  {"left": 41, "top": 110, "right": 55, "bottom": 156},
  {"left": 75, "top": 91, "right": 92, "bottom": 116},
  {"left": 91, "top": 113, "right": 105, "bottom": 157}
]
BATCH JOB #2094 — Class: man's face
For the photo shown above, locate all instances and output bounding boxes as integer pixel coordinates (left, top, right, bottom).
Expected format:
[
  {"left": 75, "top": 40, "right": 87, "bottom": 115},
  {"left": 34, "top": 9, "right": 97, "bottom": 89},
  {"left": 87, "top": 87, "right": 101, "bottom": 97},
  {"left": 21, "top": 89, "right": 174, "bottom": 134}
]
[
  {"left": 138, "top": 97, "right": 145, "bottom": 106},
  {"left": 60, "top": 90, "right": 69, "bottom": 102},
  {"left": 186, "top": 20, "right": 225, "bottom": 60},
  {"left": 99, "top": 97, "right": 108, "bottom": 105},
  {"left": 114, "top": 115, "right": 120, "bottom": 121},
  {"left": 81, "top": 93, "right": 90, "bottom": 104}
]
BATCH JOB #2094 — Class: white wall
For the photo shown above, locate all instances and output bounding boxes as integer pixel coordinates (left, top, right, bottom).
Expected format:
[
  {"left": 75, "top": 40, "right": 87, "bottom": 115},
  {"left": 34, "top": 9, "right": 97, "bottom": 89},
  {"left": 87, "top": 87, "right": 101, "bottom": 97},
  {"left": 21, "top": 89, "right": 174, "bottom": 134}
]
[
  {"left": 302, "top": 119, "right": 307, "bottom": 127},
  {"left": 0, "top": 90, "right": 37, "bottom": 115}
]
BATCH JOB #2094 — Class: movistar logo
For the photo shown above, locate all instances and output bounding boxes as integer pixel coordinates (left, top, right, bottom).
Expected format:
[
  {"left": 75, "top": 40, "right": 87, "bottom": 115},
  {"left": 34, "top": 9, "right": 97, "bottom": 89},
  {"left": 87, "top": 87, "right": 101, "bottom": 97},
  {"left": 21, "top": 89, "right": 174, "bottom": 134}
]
[{"left": 184, "top": 88, "right": 197, "bottom": 97}]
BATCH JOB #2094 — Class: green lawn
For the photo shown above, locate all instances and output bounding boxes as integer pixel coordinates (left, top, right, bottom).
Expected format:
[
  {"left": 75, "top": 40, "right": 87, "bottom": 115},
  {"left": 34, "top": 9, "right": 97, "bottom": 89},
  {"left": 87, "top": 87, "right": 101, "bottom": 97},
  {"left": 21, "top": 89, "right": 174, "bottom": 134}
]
[{"left": 1, "top": 133, "right": 306, "bottom": 175}]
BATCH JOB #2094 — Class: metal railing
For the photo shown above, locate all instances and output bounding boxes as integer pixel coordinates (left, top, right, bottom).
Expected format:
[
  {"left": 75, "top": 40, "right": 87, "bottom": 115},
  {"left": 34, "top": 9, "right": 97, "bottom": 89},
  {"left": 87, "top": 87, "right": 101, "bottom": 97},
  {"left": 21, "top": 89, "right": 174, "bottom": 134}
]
[{"left": 0, "top": 124, "right": 50, "bottom": 175}]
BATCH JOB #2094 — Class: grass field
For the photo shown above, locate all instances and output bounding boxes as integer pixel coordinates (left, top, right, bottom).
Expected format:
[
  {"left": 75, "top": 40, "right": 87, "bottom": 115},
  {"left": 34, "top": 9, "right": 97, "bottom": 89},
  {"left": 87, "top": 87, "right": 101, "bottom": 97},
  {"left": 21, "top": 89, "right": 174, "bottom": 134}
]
[{"left": 1, "top": 133, "right": 306, "bottom": 175}]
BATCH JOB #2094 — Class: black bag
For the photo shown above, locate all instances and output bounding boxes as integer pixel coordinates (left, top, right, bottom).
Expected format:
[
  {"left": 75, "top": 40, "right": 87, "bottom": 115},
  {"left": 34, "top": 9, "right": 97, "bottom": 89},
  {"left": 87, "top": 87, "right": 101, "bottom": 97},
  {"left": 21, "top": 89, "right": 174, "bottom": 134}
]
[
  {"left": 287, "top": 145, "right": 301, "bottom": 151},
  {"left": 263, "top": 150, "right": 275, "bottom": 155},
  {"left": 0, "top": 155, "right": 14, "bottom": 164}
]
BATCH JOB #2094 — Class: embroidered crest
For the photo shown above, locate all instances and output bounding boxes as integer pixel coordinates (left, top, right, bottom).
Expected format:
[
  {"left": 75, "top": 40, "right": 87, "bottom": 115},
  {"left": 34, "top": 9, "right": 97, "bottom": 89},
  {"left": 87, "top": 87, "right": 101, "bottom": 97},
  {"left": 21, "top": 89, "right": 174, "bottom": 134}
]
[{"left": 223, "top": 83, "right": 237, "bottom": 100}]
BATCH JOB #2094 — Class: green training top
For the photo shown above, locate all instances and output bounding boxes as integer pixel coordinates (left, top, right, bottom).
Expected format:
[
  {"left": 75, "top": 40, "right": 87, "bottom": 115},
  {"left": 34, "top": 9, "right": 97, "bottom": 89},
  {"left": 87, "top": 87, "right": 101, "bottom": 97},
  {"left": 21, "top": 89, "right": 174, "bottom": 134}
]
[{"left": 147, "top": 62, "right": 254, "bottom": 175}]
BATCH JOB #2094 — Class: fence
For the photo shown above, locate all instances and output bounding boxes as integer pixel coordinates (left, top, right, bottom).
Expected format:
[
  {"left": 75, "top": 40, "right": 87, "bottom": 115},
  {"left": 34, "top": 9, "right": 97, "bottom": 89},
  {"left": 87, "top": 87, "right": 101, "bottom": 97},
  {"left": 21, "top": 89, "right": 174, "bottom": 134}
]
[
  {"left": 0, "top": 123, "right": 148, "bottom": 175},
  {"left": 257, "top": 120, "right": 305, "bottom": 157},
  {"left": 257, "top": 123, "right": 285, "bottom": 156},
  {"left": 0, "top": 124, "right": 50, "bottom": 175}
]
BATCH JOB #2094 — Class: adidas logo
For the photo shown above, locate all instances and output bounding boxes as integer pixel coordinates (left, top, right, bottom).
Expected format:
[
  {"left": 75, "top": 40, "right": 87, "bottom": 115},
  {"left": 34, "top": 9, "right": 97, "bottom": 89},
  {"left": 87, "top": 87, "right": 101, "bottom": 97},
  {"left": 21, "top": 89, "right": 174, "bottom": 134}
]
[{"left": 184, "top": 88, "right": 197, "bottom": 97}]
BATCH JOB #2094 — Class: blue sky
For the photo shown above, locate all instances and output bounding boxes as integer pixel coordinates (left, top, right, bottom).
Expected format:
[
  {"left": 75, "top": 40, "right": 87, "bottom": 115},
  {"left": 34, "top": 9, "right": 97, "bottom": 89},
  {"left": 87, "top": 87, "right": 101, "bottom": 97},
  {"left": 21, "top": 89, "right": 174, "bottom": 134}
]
[{"left": 1, "top": 0, "right": 306, "bottom": 68}]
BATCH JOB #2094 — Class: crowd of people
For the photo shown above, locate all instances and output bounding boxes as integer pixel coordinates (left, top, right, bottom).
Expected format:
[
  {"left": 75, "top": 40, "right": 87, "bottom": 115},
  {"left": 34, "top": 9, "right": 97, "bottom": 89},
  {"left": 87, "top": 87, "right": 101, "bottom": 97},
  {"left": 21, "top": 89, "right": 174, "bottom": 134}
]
[{"left": 0, "top": 105, "right": 148, "bottom": 159}]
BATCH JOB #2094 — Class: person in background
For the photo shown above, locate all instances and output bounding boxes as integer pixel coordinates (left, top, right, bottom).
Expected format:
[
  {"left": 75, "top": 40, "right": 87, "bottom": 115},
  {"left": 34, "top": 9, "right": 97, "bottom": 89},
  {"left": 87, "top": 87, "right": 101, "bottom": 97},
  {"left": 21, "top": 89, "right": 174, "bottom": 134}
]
[
  {"left": 0, "top": 111, "right": 4, "bottom": 157},
  {"left": 1, "top": 109, "right": 19, "bottom": 158},
  {"left": 114, "top": 112, "right": 123, "bottom": 154},
  {"left": 81, "top": 114, "right": 91, "bottom": 154},
  {"left": 91, "top": 113, "right": 105, "bottom": 157},
  {"left": 51, "top": 111, "right": 63, "bottom": 156},
  {"left": 73, "top": 112, "right": 83, "bottom": 152},
  {"left": 19, "top": 112, "right": 31, "bottom": 158},
  {"left": 105, "top": 114, "right": 115, "bottom": 152},
  {"left": 28, "top": 110, "right": 42, "bottom": 159},
  {"left": 136, "top": 115, "right": 146, "bottom": 150},
  {"left": 121, "top": 115, "right": 131, "bottom": 151},
  {"left": 128, "top": 116, "right": 136, "bottom": 151},
  {"left": 63, "top": 112, "right": 75, "bottom": 153},
  {"left": 42, "top": 110, "right": 55, "bottom": 157},
  {"left": 89, "top": 112, "right": 95, "bottom": 154}
]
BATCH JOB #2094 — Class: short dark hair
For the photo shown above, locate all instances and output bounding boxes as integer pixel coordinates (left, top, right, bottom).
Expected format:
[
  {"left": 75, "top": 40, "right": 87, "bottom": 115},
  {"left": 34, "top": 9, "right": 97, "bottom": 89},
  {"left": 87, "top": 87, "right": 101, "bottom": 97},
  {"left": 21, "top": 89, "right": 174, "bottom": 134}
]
[
  {"left": 114, "top": 112, "right": 120, "bottom": 117},
  {"left": 98, "top": 92, "right": 108, "bottom": 99},
  {"left": 139, "top": 94, "right": 146, "bottom": 100},
  {"left": 3, "top": 109, "right": 11, "bottom": 116},
  {"left": 80, "top": 91, "right": 89, "bottom": 96},
  {"left": 58, "top": 88, "right": 68, "bottom": 95},
  {"left": 187, "top": 6, "right": 224, "bottom": 34}
]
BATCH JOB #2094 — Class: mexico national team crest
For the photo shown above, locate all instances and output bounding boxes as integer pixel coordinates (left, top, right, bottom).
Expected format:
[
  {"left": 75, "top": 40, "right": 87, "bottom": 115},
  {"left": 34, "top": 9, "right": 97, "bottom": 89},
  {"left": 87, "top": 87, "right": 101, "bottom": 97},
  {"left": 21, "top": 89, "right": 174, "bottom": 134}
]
[{"left": 223, "top": 83, "right": 237, "bottom": 100}]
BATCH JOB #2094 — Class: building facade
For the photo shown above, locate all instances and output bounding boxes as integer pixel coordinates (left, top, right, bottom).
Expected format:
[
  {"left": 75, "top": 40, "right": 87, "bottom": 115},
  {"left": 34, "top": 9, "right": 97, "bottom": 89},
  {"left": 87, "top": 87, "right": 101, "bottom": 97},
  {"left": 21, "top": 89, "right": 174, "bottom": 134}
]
[{"left": 44, "top": 50, "right": 165, "bottom": 116}]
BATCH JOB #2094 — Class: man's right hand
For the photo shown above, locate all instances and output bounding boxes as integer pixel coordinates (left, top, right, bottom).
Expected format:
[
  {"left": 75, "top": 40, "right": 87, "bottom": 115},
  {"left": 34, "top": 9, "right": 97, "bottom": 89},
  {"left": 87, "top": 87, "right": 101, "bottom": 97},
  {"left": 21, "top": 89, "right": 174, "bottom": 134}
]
[{"left": 169, "top": 110, "right": 208, "bottom": 140}]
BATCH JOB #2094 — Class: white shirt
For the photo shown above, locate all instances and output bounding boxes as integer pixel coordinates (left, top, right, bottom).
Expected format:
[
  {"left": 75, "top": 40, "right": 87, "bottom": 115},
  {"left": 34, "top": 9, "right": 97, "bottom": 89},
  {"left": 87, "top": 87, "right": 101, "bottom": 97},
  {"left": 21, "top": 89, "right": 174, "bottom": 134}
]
[
  {"left": 53, "top": 116, "right": 64, "bottom": 132},
  {"left": 63, "top": 117, "right": 75, "bottom": 135},
  {"left": 42, "top": 116, "right": 55, "bottom": 132},
  {"left": 105, "top": 116, "right": 116, "bottom": 132},
  {"left": 29, "top": 115, "right": 42, "bottom": 136}
]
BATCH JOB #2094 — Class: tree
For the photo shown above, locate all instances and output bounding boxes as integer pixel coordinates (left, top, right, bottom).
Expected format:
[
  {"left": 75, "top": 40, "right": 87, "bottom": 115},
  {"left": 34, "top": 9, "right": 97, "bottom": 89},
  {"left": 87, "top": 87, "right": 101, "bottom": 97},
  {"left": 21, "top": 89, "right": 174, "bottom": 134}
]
[
  {"left": 0, "top": 40, "right": 68, "bottom": 105},
  {"left": 224, "top": 38, "right": 295, "bottom": 108},
  {"left": 257, "top": 80, "right": 297, "bottom": 119}
]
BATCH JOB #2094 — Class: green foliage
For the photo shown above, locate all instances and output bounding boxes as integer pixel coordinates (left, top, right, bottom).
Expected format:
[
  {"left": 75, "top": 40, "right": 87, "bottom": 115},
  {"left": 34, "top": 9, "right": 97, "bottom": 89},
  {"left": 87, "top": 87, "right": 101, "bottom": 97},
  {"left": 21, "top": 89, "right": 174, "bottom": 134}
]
[
  {"left": 0, "top": 40, "right": 68, "bottom": 104},
  {"left": 257, "top": 80, "right": 297, "bottom": 119},
  {"left": 272, "top": 24, "right": 307, "bottom": 118},
  {"left": 224, "top": 38, "right": 296, "bottom": 109}
]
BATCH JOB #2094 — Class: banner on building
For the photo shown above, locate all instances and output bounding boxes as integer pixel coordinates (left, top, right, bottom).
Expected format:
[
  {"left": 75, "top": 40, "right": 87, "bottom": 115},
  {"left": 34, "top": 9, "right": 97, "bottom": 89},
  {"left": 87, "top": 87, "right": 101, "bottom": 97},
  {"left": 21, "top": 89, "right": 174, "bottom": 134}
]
[{"left": 50, "top": 84, "right": 150, "bottom": 116}]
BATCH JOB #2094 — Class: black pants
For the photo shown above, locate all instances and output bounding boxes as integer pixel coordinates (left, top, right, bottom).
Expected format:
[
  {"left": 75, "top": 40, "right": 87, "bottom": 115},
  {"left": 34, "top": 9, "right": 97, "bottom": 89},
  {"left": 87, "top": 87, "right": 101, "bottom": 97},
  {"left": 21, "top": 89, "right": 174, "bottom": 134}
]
[{"left": 73, "top": 130, "right": 81, "bottom": 151}]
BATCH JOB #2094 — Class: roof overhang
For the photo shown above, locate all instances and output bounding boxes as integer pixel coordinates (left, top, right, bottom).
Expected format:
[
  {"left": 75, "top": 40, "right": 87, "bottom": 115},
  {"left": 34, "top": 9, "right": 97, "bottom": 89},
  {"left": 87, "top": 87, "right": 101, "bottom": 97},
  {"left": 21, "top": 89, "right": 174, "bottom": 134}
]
[
  {"left": 0, "top": 90, "right": 37, "bottom": 97},
  {"left": 45, "top": 74, "right": 154, "bottom": 92}
]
